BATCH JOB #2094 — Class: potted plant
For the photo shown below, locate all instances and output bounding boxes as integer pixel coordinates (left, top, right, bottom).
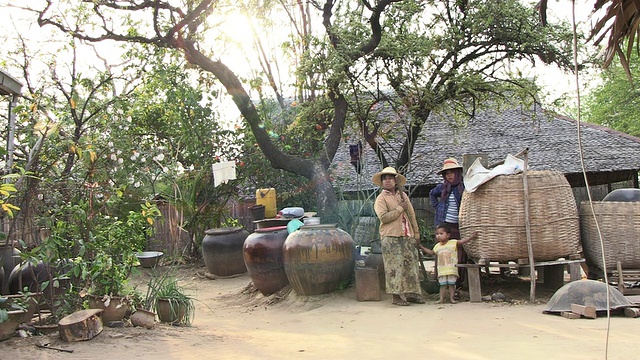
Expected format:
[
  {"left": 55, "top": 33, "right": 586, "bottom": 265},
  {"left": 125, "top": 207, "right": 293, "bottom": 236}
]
[
  {"left": 0, "top": 295, "right": 29, "bottom": 341},
  {"left": 129, "top": 267, "right": 172, "bottom": 328},
  {"left": 83, "top": 251, "right": 136, "bottom": 323},
  {"left": 79, "top": 201, "right": 160, "bottom": 322},
  {"left": 154, "top": 276, "right": 195, "bottom": 326}
]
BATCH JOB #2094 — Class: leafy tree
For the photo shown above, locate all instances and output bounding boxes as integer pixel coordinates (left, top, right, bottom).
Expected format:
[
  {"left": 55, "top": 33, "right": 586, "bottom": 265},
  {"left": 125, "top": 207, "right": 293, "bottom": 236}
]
[
  {"left": 582, "top": 50, "right": 640, "bottom": 137},
  {"left": 32, "top": 0, "right": 575, "bottom": 219}
]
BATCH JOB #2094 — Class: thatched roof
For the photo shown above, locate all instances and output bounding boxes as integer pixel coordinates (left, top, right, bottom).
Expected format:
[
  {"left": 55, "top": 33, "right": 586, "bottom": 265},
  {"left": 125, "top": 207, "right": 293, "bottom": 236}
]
[{"left": 330, "top": 102, "right": 640, "bottom": 193}]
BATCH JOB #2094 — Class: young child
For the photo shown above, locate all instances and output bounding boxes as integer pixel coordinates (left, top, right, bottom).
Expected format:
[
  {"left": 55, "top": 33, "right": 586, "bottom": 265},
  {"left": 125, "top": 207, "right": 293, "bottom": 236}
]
[{"left": 420, "top": 223, "right": 478, "bottom": 304}]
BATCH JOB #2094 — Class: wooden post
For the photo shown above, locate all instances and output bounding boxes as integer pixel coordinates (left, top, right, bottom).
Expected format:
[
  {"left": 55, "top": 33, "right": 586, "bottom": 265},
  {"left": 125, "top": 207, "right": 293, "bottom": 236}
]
[
  {"left": 467, "top": 267, "right": 482, "bottom": 302},
  {"left": 521, "top": 149, "right": 536, "bottom": 303}
]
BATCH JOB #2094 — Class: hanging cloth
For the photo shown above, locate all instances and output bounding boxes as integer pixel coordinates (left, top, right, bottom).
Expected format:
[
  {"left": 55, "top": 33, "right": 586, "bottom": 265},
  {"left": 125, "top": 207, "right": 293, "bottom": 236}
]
[{"left": 211, "top": 161, "right": 237, "bottom": 187}]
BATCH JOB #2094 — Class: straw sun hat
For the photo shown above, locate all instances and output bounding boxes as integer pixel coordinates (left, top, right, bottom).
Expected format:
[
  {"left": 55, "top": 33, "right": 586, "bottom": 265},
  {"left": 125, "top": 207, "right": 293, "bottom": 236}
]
[
  {"left": 437, "top": 158, "right": 463, "bottom": 175},
  {"left": 372, "top": 167, "right": 407, "bottom": 187}
]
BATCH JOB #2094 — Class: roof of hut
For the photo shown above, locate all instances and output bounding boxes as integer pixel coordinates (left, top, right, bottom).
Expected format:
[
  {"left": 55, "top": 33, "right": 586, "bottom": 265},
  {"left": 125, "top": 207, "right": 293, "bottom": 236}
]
[{"left": 330, "top": 101, "right": 640, "bottom": 192}]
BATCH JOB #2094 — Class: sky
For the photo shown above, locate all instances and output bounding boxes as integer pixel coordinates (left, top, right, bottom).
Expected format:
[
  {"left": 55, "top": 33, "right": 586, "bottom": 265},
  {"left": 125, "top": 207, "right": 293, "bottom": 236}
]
[{"left": 0, "top": 1, "right": 604, "bottom": 116}]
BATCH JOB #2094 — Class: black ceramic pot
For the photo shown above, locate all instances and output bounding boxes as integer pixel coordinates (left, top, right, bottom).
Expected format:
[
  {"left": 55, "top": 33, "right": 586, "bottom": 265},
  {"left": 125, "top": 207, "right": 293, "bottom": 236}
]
[{"left": 202, "top": 227, "right": 249, "bottom": 277}]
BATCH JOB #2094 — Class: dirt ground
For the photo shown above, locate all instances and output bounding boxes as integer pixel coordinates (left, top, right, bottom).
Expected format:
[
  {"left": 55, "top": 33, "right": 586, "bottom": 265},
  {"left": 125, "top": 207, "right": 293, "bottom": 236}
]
[{"left": 1, "top": 263, "right": 639, "bottom": 360}]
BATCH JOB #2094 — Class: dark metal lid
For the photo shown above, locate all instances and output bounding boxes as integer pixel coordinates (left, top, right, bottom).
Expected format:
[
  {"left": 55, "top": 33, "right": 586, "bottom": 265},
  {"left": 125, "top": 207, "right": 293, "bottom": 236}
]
[{"left": 204, "top": 227, "right": 244, "bottom": 235}]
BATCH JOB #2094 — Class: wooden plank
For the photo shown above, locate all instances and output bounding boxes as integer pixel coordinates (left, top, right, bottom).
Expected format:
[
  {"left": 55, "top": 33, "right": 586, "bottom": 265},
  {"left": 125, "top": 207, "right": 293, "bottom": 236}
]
[
  {"left": 467, "top": 267, "right": 482, "bottom": 303},
  {"left": 618, "top": 261, "right": 625, "bottom": 294},
  {"left": 624, "top": 308, "right": 640, "bottom": 318},
  {"left": 533, "top": 259, "right": 584, "bottom": 267},
  {"left": 521, "top": 149, "right": 536, "bottom": 304},
  {"left": 571, "top": 304, "right": 597, "bottom": 319},
  {"left": 569, "top": 262, "right": 582, "bottom": 281}
]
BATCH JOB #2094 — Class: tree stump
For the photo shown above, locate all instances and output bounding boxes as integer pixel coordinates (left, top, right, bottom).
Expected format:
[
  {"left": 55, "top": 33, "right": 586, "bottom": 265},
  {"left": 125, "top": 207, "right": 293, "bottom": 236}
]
[{"left": 58, "top": 309, "right": 104, "bottom": 342}]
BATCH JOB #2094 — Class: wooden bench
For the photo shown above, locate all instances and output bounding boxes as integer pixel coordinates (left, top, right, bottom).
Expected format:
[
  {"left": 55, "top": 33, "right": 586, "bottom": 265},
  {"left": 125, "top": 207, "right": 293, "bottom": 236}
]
[
  {"left": 613, "top": 261, "right": 640, "bottom": 295},
  {"left": 457, "top": 259, "right": 584, "bottom": 302}
]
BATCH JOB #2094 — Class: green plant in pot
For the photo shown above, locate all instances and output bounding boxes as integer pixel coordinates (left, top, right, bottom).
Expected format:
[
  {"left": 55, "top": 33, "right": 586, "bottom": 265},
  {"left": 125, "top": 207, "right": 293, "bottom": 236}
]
[
  {"left": 80, "top": 201, "right": 160, "bottom": 322},
  {"left": 153, "top": 275, "right": 195, "bottom": 326},
  {"left": 83, "top": 251, "right": 136, "bottom": 323},
  {"left": 0, "top": 295, "right": 29, "bottom": 341},
  {"left": 129, "top": 267, "right": 172, "bottom": 328}
]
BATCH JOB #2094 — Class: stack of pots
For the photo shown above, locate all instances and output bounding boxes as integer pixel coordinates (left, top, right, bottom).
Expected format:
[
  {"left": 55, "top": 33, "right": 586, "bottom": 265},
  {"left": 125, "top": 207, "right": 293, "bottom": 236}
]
[{"left": 364, "top": 239, "right": 385, "bottom": 290}]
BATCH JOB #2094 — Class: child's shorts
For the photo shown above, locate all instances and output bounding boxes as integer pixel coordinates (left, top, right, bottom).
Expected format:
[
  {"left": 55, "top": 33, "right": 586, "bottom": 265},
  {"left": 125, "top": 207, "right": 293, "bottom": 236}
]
[{"left": 438, "top": 275, "right": 457, "bottom": 286}]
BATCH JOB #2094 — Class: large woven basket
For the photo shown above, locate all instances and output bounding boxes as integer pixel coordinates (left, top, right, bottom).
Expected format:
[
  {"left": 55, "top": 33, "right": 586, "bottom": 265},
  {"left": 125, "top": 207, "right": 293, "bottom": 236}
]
[
  {"left": 579, "top": 201, "right": 640, "bottom": 271},
  {"left": 459, "top": 170, "right": 581, "bottom": 262}
]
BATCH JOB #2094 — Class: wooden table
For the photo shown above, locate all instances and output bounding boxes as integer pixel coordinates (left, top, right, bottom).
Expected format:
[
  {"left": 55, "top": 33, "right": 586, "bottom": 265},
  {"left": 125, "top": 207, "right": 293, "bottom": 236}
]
[{"left": 457, "top": 258, "right": 585, "bottom": 302}]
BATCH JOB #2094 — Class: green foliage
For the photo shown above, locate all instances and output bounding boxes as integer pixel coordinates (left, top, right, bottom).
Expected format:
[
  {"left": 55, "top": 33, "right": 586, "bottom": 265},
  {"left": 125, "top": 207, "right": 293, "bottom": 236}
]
[
  {"left": 0, "top": 173, "right": 20, "bottom": 218},
  {"left": 0, "top": 295, "right": 29, "bottom": 324},
  {"left": 35, "top": 196, "right": 160, "bottom": 297},
  {"left": 237, "top": 99, "right": 318, "bottom": 211},
  {"left": 583, "top": 48, "right": 640, "bottom": 137},
  {"left": 153, "top": 274, "right": 195, "bottom": 325}
]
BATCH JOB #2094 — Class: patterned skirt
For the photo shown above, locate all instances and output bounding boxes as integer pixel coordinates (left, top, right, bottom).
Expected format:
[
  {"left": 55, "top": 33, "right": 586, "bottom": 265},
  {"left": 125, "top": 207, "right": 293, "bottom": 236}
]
[{"left": 380, "top": 236, "right": 422, "bottom": 295}]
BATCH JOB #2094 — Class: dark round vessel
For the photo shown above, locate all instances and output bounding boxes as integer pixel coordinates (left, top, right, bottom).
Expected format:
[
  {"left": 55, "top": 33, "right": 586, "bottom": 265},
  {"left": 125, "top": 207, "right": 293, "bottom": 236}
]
[
  {"left": 282, "top": 224, "right": 355, "bottom": 295},
  {"left": 243, "top": 226, "right": 290, "bottom": 296},
  {"left": 602, "top": 188, "right": 640, "bottom": 202},
  {"left": 364, "top": 253, "right": 385, "bottom": 290},
  {"left": 202, "top": 227, "right": 249, "bottom": 277}
]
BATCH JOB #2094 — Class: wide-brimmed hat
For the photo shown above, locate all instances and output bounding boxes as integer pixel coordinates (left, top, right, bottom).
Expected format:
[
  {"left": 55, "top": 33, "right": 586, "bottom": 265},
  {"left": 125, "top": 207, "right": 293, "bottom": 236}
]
[
  {"left": 372, "top": 167, "right": 407, "bottom": 187},
  {"left": 437, "top": 158, "right": 463, "bottom": 174}
]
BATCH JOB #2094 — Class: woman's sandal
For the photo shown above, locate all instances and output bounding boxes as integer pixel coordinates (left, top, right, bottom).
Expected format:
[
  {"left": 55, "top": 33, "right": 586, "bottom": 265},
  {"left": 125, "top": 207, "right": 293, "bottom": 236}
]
[
  {"left": 406, "top": 297, "right": 425, "bottom": 304},
  {"left": 392, "top": 299, "right": 410, "bottom": 306}
]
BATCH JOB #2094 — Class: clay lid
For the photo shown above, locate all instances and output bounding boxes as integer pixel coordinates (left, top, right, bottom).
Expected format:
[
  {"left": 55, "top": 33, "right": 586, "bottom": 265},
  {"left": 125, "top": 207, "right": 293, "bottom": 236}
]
[{"left": 256, "top": 226, "right": 288, "bottom": 233}]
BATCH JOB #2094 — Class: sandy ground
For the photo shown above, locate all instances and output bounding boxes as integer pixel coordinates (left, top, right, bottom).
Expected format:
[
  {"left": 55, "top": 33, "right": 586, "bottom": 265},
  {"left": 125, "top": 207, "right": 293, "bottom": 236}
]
[{"left": 1, "top": 263, "right": 639, "bottom": 360}]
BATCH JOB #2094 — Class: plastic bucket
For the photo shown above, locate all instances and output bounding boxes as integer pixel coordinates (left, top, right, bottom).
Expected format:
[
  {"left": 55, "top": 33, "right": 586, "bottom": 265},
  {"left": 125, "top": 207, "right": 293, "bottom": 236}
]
[
  {"left": 250, "top": 204, "right": 265, "bottom": 221},
  {"left": 256, "top": 188, "right": 277, "bottom": 218}
]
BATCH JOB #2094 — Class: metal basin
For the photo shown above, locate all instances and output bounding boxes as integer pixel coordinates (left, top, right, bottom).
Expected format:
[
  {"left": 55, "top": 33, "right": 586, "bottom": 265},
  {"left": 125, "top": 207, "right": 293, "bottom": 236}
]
[{"left": 135, "top": 251, "right": 163, "bottom": 268}]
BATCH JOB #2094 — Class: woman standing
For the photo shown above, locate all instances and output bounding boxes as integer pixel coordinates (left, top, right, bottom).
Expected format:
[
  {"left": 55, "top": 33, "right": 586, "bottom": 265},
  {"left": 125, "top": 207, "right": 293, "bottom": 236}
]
[
  {"left": 373, "top": 167, "right": 424, "bottom": 306},
  {"left": 429, "top": 158, "right": 467, "bottom": 286}
]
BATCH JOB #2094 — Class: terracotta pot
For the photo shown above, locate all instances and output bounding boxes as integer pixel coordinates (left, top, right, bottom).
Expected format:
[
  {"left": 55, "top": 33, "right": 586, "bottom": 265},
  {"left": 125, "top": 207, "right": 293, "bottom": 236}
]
[
  {"left": 0, "top": 309, "right": 26, "bottom": 341},
  {"left": 130, "top": 309, "right": 155, "bottom": 328},
  {"left": 87, "top": 294, "right": 129, "bottom": 323},
  {"left": 283, "top": 224, "right": 355, "bottom": 295},
  {"left": 202, "top": 227, "right": 249, "bottom": 277},
  {"left": 243, "top": 226, "right": 289, "bottom": 296},
  {"left": 156, "top": 298, "right": 187, "bottom": 324}
]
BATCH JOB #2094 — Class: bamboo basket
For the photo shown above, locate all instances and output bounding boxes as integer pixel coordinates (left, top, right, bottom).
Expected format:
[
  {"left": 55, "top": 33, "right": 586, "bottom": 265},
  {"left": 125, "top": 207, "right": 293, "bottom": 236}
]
[
  {"left": 579, "top": 201, "right": 640, "bottom": 271},
  {"left": 459, "top": 170, "right": 581, "bottom": 262}
]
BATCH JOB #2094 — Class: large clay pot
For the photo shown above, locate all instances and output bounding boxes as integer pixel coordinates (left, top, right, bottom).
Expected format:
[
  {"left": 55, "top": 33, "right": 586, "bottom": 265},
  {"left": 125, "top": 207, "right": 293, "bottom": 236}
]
[
  {"left": 202, "top": 227, "right": 249, "bottom": 277},
  {"left": 0, "top": 247, "right": 20, "bottom": 295},
  {"left": 87, "top": 294, "right": 129, "bottom": 323},
  {"left": 243, "top": 226, "right": 289, "bottom": 296},
  {"left": 283, "top": 224, "right": 355, "bottom": 295}
]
